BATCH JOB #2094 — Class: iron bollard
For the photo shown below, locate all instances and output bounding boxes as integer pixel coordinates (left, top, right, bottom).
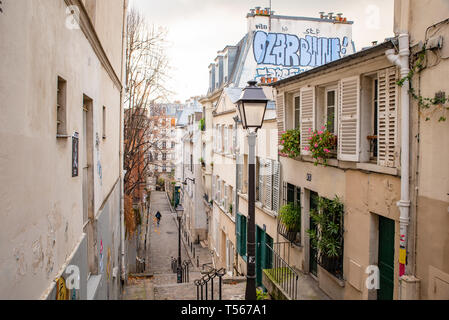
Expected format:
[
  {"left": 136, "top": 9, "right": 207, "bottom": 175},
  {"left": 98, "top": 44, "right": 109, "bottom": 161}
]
[{"left": 197, "top": 256, "right": 199, "bottom": 268}]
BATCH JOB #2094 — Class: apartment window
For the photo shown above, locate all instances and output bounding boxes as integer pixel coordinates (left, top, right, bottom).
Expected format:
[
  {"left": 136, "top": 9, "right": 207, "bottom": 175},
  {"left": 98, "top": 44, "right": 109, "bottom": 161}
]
[
  {"left": 171, "top": 141, "right": 175, "bottom": 148},
  {"left": 294, "top": 94, "right": 300, "bottom": 128},
  {"left": 102, "top": 106, "right": 107, "bottom": 139},
  {"left": 162, "top": 153, "right": 167, "bottom": 161},
  {"left": 325, "top": 87, "right": 337, "bottom": 134},
  {"left": 190, "top": 154, "right": 193, "bottom": 172},
  {"left": 163, "top": 164, "right": 166, "bottom": 172},
  {"left": 228, "top": 125, "right": 233, "bottom": 154},
  {"left": 56, "top": 77, "right": 67, "bottom": 136},
  {"left": 256, "top": 158, "right": 281, "bottom": 213},
  {"left": 162, "top": 141, "right": 166, "bottom": 149}
]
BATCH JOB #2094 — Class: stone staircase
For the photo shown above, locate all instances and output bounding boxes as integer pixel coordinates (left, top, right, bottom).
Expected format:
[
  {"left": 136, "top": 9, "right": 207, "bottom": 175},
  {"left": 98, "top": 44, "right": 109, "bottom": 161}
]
[{"left": 152, "top": 271, "right": 246, "bottom": 300}]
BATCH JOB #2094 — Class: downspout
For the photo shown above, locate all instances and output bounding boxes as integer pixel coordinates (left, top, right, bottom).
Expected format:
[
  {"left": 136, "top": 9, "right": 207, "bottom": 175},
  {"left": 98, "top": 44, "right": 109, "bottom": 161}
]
[
  {"left": 120, "top": 0, "right": 128, "bottom": 284},
  {"left": 385, "top": 0, "right": 410, "bottom": 279}
]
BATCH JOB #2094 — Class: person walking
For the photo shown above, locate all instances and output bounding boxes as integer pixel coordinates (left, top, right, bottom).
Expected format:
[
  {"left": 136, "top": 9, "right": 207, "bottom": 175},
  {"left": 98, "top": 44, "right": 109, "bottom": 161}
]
[{"left": 155, "top": 211, "right": 162, "bottom": 227}]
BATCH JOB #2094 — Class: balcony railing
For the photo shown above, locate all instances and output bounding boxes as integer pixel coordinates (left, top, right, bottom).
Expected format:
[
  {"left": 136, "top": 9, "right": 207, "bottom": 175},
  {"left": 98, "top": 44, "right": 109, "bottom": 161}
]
[
  {"left": 264, "top": 243, "right": 299, "bottom": 300},
  {"left": 278, "top": 222, "right": 301, "bottom": 246}
]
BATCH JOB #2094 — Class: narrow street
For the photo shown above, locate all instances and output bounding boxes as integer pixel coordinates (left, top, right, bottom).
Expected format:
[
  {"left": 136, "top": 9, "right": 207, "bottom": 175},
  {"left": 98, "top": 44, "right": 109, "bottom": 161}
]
[{"left": 123, "top": 191, "right": 245, "bottom": 300}]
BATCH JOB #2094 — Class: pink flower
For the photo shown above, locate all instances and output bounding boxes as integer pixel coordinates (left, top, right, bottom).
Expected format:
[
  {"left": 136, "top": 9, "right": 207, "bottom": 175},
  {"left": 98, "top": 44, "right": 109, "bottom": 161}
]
[
  {"left": 322, "top": 126, "right": 326, "bottom": 130},
  {"left": 309, "top": 137, "right": 313, "bottom": 140},
  {"left": 304, "top": 146, "right": 310, "bottom": 151},
  {"left": 314, "top": 143, "right": 318, "bottom": 148},
  {"left": 318, "top": 131, "right": 323, "bottom": 135},
  {"left": 308, "top": 128, "right": 312, "bottom": 133},
  {"left": 324, "top": 149, "right": 330, "bottom": 153}
]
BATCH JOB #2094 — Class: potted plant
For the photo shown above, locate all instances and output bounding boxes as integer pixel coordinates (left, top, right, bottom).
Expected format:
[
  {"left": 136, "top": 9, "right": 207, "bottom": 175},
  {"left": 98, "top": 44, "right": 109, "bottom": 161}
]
[
  {"left": 199, "top": 118, "right": 205, "bottom": 131},
  {"left": 229, "top": 204, "right": 233, "bottom": 214},
  {"left": 279, "top": 203, "right": 301, "bottom": 242},
  {"left": 200, "top": 157, "right": 205, "bottom": 167},
  {"left": 307, "top": 196, "right": 344, "bottom": 278},
  {"left": 306, "top": 127, "right": 337, "bottom": 166},
  {"left": 279, "top": 128, "right": 301, "bottom": 159}
]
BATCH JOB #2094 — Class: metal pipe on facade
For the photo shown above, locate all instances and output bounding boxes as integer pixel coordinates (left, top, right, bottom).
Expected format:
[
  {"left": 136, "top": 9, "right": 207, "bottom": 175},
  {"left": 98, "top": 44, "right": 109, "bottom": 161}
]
[{"left": 385, "top": 0, "right": 410, "bottom": 280}]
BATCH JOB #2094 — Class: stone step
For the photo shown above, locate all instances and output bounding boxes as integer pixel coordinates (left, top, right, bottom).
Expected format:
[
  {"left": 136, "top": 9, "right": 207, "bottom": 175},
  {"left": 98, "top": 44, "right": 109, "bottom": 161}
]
[{"left": 153, "top": 276, "right": 246, "bottom": 300}]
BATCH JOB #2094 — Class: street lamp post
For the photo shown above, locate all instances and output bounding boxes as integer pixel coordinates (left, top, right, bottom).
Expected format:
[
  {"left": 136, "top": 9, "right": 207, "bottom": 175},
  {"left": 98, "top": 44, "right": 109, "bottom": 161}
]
[
  {"left": 236, "top": 81, "right": 269, "bottom": 301},
  {"left": 175, "top": 204, "right": 184, "bottom": 283}
]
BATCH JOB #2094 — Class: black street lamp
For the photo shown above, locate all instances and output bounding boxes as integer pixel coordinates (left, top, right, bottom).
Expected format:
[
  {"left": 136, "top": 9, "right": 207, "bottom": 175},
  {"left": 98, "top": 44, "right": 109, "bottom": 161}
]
[
  {"left": 175, "top": 204, "right": 184, "bottom": 283},
  {"left": 235, "top": 81, "right": 269, "bottom": 300}
]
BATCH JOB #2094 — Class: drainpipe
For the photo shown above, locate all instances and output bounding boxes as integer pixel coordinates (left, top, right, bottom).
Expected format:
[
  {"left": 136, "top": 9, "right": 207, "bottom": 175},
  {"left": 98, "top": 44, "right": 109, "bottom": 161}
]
[
  {"left": 385, "top": 30, "right": 410, "bottom": 278},
  {"left": 120, "top": 0, "right": 128, "bottom": 284}
]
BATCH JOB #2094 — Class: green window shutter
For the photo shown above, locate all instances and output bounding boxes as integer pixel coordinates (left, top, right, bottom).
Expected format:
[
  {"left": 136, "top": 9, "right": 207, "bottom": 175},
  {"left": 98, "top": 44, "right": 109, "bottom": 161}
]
[
  {"left": 242, "top": 216, "right": 247, "bottom": 257},
  {"left": 236, "top": 214, "right": 241, "bottom": 255}
]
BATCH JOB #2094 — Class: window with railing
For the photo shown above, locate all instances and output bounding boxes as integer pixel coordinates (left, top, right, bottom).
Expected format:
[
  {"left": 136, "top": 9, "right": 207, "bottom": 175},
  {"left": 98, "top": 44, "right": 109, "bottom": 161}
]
[
  {"left": 279, "top": 183, "right": 301, "bottom": 245},
  {"left": 308, "top": 195, "right": 344, "bottom": 280}
]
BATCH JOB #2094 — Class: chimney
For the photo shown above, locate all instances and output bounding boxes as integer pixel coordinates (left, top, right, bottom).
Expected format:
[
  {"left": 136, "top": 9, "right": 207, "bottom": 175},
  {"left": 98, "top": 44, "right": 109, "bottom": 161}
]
[
  {"left": 328, "top": 12, "right": 334, "bottom": 20},
  {"left": 319, "top": 11, "right": 325, "bottom": 19}
]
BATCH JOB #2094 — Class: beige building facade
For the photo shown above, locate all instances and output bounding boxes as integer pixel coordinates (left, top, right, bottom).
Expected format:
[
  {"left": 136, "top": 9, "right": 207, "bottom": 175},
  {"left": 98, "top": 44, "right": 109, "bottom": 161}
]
[
  {"left": 269, "top": 0, "right": 449, "bottom": 300},
  {"left": 0, "top": 0, "right": 127, "bottom": 299}
]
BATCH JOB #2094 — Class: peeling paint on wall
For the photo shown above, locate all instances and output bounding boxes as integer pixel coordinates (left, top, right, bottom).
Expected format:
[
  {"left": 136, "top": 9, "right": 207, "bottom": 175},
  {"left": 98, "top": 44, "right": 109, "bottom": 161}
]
[
  {"left": 13, "top": 246, "right": 27, "bottom": 279},
  {"left": 32, "top": 237, "right": 44, "bottom": 274}
]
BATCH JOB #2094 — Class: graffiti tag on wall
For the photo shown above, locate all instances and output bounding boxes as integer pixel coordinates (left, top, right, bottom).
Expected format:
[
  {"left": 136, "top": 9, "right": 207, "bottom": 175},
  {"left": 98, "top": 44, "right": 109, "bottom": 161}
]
[{"left": 253, "top": 31, "right": 350, "bottom": 81}]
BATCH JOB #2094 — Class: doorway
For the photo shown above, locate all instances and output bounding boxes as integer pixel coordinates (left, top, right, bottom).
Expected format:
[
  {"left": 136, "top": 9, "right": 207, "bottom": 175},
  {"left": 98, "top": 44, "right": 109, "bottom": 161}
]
[
  {"left": 256, "top": 226, "right": 273, "bottom": 288},
  {"left": 378, "top": 216, "right": 395, "bottom": 300},
  {"left": 309, "top": 191, "right": 319, "bottom": 277}
]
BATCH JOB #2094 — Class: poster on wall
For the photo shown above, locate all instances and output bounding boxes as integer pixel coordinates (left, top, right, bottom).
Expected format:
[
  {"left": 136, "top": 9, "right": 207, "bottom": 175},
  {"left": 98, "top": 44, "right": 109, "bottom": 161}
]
[{"left": 72, "top": 132, "right": 79, "bottom": 177}]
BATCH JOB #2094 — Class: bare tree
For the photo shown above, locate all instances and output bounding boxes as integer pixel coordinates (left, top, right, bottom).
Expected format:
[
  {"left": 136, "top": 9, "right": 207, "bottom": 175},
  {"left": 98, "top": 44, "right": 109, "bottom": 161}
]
[{"left": 124, "top": 8, "right": 171, "bottom": 198}]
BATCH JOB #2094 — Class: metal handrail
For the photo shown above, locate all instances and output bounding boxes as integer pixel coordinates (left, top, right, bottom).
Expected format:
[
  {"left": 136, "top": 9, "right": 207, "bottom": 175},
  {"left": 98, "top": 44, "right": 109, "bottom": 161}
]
[
  {"left": 265, "top": 243, "right": 299, "bottom": 300},
  {"left": 194, "top": 268, "right": 226, "bottom": 300}
]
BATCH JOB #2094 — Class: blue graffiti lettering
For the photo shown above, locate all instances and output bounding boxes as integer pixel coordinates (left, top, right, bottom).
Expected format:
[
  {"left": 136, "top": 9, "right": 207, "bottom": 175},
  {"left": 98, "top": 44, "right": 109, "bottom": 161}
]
[
  {"left": 272, "top": 33, "right": 286, "bottom": 66},
  {"left": 254, "top": 31, "right": 349, "bottom": 68},
  {"left": 285, "top": 35, "right": 300, "bottom": 66}
]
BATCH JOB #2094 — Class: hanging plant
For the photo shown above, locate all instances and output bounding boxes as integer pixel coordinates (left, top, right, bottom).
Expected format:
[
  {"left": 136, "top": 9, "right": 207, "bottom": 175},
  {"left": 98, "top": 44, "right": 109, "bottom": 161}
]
[
  {"left": 279, "top": 128, "right": 301, "bottom": 158},
  {"left": 306, "top": 127, "right": 337, "bottom": 166},
  {"left": 397, "top": 45, "right": 449, "bottom": 122}
]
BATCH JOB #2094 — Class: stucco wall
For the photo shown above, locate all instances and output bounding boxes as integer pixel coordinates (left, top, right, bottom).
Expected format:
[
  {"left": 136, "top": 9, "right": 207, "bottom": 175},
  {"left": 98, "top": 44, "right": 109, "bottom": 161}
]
[{"left": 0, "top": 0, "right": 123, "bottom": 299}]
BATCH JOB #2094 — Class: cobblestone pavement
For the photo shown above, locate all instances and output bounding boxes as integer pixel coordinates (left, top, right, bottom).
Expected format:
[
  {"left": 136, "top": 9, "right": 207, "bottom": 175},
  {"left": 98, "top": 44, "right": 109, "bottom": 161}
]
[
  {"left": 122, "top": 191, "right": 245, "bottom": 300},
  {"left": 147, "top": 191, "right": 190, "bottom": 274}
]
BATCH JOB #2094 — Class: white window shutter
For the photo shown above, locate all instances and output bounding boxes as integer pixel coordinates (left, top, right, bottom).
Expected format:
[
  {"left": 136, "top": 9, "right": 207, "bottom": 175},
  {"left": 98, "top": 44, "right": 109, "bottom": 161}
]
[
  {"left": 224, "top": 126, "right": 228, "bottom": 154},
  {"left": 224, "top": 184, "right": 229, "bottom": 211},
  {"left": 300, "top": 87, "right": 316, "bottom": 155},
  {"left": 338, "top": 76, "right": 361, "bottom": 162},
  {"left": 258, "top": 159, "right": 264, "bottom": 202},
  {"left": 213, "top": 126, "right": 217, "bottom": 152},
  {"left": 378, "top": 68, "right": 398, "bottom": 168},
  {"left": 272, "top": 161, "right": 281, "bottom": 213},
  {"left": 212, "top": 175, "right": 216, "bottom": 201},
  {"left": 264, "top": 160, "right": 273, "bottom": 209}
]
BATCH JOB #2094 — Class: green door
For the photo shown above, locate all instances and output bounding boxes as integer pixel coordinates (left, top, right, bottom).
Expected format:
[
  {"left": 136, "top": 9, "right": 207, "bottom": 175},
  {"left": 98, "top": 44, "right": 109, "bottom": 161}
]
[
  {"left": 309, "top": 192, "right": 319, "bottom": 276},
  {"left": 256, "top": 227, "right": 274, "bottom": 288},
  {"left": 378, "top": 216, "right": 395, "bottom": 300}
]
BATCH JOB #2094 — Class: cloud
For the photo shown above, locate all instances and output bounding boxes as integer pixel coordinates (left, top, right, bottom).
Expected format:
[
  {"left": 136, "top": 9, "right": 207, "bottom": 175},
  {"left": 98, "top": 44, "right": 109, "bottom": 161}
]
[{"left": 130, "top": 0, "right": 394, "bottom": 102}]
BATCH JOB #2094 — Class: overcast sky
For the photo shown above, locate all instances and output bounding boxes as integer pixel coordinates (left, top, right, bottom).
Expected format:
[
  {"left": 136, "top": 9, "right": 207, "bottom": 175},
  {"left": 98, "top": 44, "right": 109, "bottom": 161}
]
[{"left": 129, "top": 0, "right": 394, "bottom": 103}]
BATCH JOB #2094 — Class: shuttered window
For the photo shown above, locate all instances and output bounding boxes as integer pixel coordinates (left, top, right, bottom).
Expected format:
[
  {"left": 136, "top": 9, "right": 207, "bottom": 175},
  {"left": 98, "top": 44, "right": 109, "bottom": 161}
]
[
  {"left": 338, "top": 76, "right": 360, "bottom": 162},
  {"left": 224, "top": 184, "right": 229, "bottom": 212},
  {"left": 276, "top": 94, "right": 285, "bottom": 145},
  {"left": 300, "top": 87, "right": 316, "bottom": 155},
  {"left": 272, "top": 161, "right": 281, "bottom": 213},
  {"left": 377, "top": 68, "right": 398, "bottom": 168},
  {"left": 264, "top": 160, "right": 273, "bottom": 210},
  {"left": 223, "top": 126, "right": 228, "bottom": 154},
  {"left": 257, "top": 158, "right": 264, "bottom": 202}
]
